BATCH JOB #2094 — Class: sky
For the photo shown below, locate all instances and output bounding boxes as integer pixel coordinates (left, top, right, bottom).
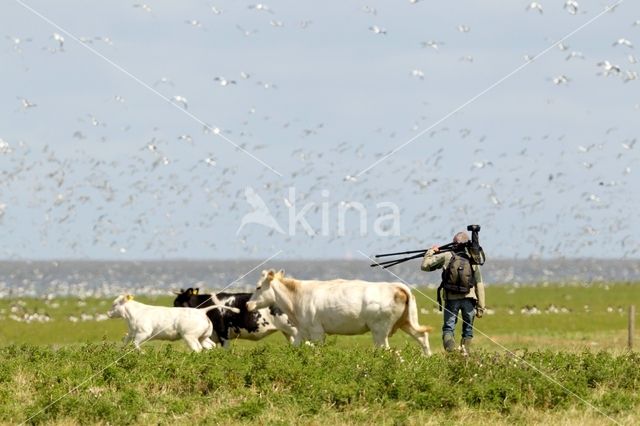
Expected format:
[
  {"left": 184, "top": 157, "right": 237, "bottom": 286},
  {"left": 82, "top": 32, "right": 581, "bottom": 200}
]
[{"left": 0, "top": 0, "right": 638, "bottom": 260}]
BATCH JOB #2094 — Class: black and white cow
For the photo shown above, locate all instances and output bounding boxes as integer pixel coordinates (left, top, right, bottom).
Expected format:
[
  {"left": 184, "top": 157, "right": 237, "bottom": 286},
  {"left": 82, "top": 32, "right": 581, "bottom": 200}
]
[{"left": 173, "top": 288, "right": 297, "bottom": 348}]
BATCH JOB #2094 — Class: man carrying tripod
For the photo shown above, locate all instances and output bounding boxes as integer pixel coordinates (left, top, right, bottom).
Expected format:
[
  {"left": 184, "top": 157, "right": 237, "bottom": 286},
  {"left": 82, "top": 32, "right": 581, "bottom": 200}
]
[{"left": 421, "top": 226, "right": 486, "bottom": 354}]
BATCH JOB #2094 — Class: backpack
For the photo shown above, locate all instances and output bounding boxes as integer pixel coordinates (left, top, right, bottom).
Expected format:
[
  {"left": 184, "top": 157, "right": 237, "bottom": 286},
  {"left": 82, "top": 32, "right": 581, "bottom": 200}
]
[{"left": 437, "top": 252, "right": 476, "bottom": 311}]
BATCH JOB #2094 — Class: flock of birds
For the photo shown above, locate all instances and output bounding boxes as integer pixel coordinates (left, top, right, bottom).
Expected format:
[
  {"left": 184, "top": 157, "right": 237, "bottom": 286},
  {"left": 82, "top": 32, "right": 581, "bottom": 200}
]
[{"left": 0, "top": 0, "right": 638, "bottom": 267}]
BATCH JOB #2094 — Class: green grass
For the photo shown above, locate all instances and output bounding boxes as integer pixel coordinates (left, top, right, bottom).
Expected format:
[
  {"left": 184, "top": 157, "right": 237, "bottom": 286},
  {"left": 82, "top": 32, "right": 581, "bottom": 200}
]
[
  {"left": 0, "top": 283, "right": 638, "bottom": 424},
  {"left": 0, "top": 344, "right": 638, "bottom": 425}
]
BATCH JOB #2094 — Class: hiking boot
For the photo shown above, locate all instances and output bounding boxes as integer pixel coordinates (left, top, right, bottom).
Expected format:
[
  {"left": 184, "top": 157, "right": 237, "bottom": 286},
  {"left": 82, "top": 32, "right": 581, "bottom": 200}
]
[
  {"left": 443, "top": 335, "right": 456, "bottom": 352},
  {"left": 461, "top": 337, "right": 472, "bottom": 356}
]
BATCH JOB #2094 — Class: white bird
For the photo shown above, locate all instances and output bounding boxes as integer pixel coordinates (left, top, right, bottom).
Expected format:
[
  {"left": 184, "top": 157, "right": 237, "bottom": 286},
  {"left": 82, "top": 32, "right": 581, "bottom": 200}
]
[
  {"left": 421, "top": 40, "right": 444, "bottom": 50},
  {"left": 624, "top": 70, "right": 638, "bottom": 83},
  {"left": 362, "top": 5, "right": 377, "bottom": 15},
  {"left": 18, "top": 97, "right": 37, "bottom": 110},
  {"left": 526, "top": 2, "right": 544, "bottom": 14},
  {"left": 552, "top": 75, "right": 570, "bottom": 85},
  {"left": 210, "top": 6, "right": 223, "bottom": 15},
  {"left": 621, "top": 139, "right": 636, "bottom": 150},
  {"left": 457, "top": 25, "right": 471, "bottom": 33},
  {"left": 185, "top": 20, "right": 202, "bottom": 28},
  {"left": 132, "top": 4, "right": 152, "bottom": 13},
  {"left": 154, "top": 77, "right": 174, "bottom": 87},
  {"left": 411, "top": 69, "right": 425, "bottom": 79},
  {"left": 613, "top": 38, "right": 633, "bottom": 48},
  {"left": 236, "top": 25, "right": 258, "bottom": 37},
  {"left": 566, "top": 51, "right": 584, "bottom": 61},
  {"left": 270, "top": 20, "right": 284, "bottom": 28},
  {"left": 6, "top": 35, "right": 32, "bottom": 53},
  {"left": 213, "top": 76, "right": 236, "bottom": 87},
  {"left": 564, "top": 0, "right": 579, "bottom": 15},
  {"left": 597, "top": 60, "right": 621, "bottom": 76},
  {"left": 51, "top": 32, "right": 65, "bottom": 50},
  {"left": 248, "top": 3, "right": 274, "bottom": 13},
  {"left": 628, "top": 54, "right": 637, "bottom": 64},
  {"left": 369, "top": 25, "right": 387, "bottom": 35},
  {"left": 171, "top": 95, "right": 189, "bottom": 109}
]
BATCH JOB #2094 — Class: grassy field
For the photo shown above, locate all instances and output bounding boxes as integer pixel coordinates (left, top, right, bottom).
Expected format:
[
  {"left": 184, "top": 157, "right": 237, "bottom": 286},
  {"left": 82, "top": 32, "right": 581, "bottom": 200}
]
[{"left": 0, "top": 283, "right": 638, "bottom": 424}]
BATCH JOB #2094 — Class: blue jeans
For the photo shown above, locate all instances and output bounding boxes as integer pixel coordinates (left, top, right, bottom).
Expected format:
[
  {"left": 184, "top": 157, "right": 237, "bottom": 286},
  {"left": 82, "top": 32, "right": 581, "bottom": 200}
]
[{"left": 442, "top": 298, "right": 476, "bottom": 340}]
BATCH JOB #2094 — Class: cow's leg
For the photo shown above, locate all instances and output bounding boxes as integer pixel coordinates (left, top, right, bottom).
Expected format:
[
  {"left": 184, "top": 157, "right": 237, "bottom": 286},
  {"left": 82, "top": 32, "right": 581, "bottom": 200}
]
[
  {"left": 271, "top": 315, "right": 298, "bottom": 344},
  {"left": 220, "top": 338, "right": 232, "bottom": 350},
  {"left": 122, "top": 333, "right": 133, "bottom": 346},
  {"left": 200, "top": 337, "right": 216, "bottom": 350},
  {"left": 308, "top": 325, "right": 326, "bottom": 343},
  {"left": 370, "top": 323, "right": 392, "bottom": 349},
  {"left": 183, "top": 336, "right": 203, "bottom": 352},
  {"left": 132, "top": 332, "right": 152, "bottom": 350},
  {"left": 401, "top": 324, "right": 432, "bottom": 356}
]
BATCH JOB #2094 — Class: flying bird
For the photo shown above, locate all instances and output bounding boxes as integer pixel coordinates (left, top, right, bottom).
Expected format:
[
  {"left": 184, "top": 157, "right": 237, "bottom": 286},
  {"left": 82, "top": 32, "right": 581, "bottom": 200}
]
[
  {"left": 369, "top": 25, "right": 387, "bottom": 35},
  {"left": 171, "top": 95, "right": 189, "bottom": 109},
  {"left": 526, "top": 2, "right": 544, "bottom": 14}
]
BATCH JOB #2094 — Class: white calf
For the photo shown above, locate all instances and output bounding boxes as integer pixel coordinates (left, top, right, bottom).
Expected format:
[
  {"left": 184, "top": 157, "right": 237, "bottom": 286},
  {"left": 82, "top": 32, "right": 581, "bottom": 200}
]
[{"left": 107, "top": 294, "right": 239, "bottom": 352}]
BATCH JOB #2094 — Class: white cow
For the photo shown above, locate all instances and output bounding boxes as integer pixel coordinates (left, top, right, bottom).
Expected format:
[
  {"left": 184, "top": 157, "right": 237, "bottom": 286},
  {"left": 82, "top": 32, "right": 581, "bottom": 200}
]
[
  {"left": 107, "top": 294, "right": 240, "bottom": 352},
  {"left": 246, "top": 270, "right": 432, "bottom": 355}
]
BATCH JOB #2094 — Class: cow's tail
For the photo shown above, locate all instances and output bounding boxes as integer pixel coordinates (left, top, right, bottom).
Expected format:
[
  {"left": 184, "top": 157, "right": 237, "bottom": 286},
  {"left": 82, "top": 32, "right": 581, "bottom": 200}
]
[
  {"left": 399, "top": 284, "right": 432, "bottom": 333},
  {"left": 201, "top": 304, "right": 240, "bottom": 314}
]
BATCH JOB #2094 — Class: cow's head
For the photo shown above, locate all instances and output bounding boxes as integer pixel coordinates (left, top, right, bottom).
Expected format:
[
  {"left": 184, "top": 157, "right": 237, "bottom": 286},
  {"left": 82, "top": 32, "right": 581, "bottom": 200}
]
[
  {"left": 247, "top": 269, "right": 283, "bottom": 312},
  {"left": 173, "top": 287, "right": 199, "bottom": 307},
  {"left": 107, "top": 294, "right": 133, "bottom": 318}
]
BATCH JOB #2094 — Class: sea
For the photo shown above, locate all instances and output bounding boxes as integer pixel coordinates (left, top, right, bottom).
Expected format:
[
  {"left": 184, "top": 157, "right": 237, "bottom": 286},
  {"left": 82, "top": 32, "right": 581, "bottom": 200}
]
[{"left": 0, "top": 258, "right": 638, "bottom": 298}]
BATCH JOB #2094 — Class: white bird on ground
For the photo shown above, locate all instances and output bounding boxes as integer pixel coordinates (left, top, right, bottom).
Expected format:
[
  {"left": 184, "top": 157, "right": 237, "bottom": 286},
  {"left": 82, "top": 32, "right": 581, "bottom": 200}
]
[
  {"left": 457, "top": 25, "right": 471, "bottom": 33},
  {"left": 369, "top": 25, "right": 387, "bottom": 35}
]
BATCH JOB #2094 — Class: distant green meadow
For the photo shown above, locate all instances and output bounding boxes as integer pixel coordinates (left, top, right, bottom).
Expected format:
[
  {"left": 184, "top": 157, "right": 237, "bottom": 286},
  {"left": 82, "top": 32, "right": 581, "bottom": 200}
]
[{"left": 0, "top": 283, "right": 638, "bottom": 424}]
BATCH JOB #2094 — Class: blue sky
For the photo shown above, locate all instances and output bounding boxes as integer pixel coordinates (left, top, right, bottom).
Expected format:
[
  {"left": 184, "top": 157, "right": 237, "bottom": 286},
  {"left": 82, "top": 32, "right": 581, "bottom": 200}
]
[{"left": 0, "top": 0, "right": 638, "bottom": 260}]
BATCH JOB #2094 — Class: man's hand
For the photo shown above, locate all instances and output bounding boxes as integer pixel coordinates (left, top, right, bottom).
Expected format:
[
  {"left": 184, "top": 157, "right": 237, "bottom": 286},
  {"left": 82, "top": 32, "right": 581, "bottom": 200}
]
[
  {"left": 425, "top": 244, "right": 439, "bottom": 256},
  {"left": 476, "top": 308, "right": 484, "bottom": 318}
]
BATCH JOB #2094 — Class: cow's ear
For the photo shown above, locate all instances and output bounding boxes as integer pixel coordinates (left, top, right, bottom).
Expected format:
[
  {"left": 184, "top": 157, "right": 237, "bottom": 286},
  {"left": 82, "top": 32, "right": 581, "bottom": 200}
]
[
  {"left": 277, "top": 269, "right": 285, "bottom": 277},
  {"left": 194, "top": 288, "right": 199, "bottom": 295},
  {"left": 267, "top": 270, "right": 275, "bottom": 278},
  {"left": 125, "top": 294, "right": 134, "bottom": 301},
  {"left": 186, "top": 288, "right": 193, "bottom": 295}
]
